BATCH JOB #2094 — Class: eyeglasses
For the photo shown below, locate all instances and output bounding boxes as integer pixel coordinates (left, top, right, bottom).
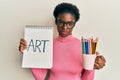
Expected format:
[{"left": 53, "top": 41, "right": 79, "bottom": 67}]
[{"left": 56, "top": 20, "right": 75, "bottom": 29}]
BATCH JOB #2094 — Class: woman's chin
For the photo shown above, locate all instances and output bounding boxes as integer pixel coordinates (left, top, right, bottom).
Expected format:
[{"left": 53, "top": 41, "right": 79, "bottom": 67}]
[{"left": 59, "top": 34, "right": 69, "bottom": 37}]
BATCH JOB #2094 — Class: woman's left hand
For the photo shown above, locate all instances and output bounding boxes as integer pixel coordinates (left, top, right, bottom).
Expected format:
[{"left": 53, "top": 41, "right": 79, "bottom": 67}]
[{"left": 94, "top": 52, "right": 106, "bottom": 70}]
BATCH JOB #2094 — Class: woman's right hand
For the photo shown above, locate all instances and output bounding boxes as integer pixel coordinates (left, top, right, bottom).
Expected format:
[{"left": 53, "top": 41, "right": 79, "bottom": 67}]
[{"left": 19, "top": 38, "right": 27, "bottom": 53}]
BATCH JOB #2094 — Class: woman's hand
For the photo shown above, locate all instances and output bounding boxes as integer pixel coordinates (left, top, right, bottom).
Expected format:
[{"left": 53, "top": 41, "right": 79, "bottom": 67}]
[
  {"left": 94, "top": 52, "right": 106, "bottom": 70},
  {"left": 19, "top": 38, "right": 27, "bottom": 53}
]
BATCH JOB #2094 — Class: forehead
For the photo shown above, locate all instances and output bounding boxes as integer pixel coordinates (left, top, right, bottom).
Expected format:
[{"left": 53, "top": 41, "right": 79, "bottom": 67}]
[{"left": 57, "top": 13, "right": 75, "bottom": 22}]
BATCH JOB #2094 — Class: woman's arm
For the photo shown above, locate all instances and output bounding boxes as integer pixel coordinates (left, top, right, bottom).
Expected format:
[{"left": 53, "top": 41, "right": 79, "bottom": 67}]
[
  {"left": 19, "top": 39, "right": 48, "bottom": 80},
  {"left": 81, "top": 69, "right": 95, "bottom": 80},
  {"left": 81, "top": 52, "right": 106, "bottom": 80},
  {"left": 31, "top": 68, "right": 48, "bottom": 80}
]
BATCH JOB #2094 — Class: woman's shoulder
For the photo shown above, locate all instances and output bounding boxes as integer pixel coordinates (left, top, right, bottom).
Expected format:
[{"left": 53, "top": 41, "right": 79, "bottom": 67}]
[{"left": 72, "top": 35, "right": 81, "bottom": 42}]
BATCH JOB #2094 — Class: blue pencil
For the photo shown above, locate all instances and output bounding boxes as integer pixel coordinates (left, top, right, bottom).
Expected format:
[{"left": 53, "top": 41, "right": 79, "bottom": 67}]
[{"left": 85, "top": 40, "right": 89, "bottom": 54}]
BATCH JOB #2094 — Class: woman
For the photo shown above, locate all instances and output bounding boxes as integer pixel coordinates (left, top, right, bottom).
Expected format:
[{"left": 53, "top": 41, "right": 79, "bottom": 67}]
[{"left": 19, "top": 3, "right": 106, "bottom": 80}]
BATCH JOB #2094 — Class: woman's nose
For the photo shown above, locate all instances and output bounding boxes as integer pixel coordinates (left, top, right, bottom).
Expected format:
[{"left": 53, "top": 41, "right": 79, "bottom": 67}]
[{"left": 62, "top": 24, "right": 68, "bottom": 30}]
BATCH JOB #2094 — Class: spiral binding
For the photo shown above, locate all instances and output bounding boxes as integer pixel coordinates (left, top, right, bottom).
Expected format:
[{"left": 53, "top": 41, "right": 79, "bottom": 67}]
[{"left": 25, "top": 25, "right": 53, "bottom": 29}]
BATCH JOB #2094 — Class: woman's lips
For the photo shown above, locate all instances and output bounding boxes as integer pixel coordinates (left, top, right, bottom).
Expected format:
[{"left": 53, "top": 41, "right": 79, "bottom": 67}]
[{"left": 61, "top": 30, "right": 68, "bottom": 35}]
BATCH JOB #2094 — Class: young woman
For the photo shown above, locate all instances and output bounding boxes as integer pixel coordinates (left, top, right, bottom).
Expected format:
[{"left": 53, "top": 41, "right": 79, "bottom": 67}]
[{"left": 19, "top": 3, "right": 106, "bottom": 80}]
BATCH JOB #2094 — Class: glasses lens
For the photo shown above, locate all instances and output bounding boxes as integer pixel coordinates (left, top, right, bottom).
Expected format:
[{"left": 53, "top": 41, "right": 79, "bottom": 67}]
[
  {"left": 57, "top": 20, "right": 64, "bottom": 26},
  {"left": 67, "top": 22, "right": 74, "bottom": 27},
  {"left": 57, "top": 20, "right": 75, "bottom": 28}
]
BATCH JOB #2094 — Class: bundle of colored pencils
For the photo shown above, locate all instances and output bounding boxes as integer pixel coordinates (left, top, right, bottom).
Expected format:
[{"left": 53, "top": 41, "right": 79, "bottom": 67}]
[{"left": 81, "top": 37, "right": 98, "bottom": 54}]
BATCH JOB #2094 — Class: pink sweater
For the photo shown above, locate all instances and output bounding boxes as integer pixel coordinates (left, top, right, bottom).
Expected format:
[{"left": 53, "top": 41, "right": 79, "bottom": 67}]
[{"left": 31, "top": 35, "right": 94, "bottom": 80}]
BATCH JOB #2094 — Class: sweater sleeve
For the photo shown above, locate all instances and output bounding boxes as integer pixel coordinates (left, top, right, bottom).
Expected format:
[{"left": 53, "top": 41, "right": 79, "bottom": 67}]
[
  {"left": 81, "top": 69, "right": 95, "bottom": 80},
  {"left": 31, "top": 68, "right": 48, "bottom": 80}
]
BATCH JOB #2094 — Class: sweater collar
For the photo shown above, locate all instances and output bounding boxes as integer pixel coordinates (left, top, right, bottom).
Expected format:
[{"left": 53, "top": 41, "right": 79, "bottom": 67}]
[{"left": 56, "top": 35, "right": 73, "bottom": 42}]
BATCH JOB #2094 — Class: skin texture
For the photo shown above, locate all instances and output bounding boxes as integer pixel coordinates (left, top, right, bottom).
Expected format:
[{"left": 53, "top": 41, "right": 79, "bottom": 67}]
[
  {"left": 94, "top": 52, "right": 106, "bottom": 69},
  {"left": 19, "top": 13, "right": 106, "bottom": 70},
  {"left": 56, "top": 13, "right": 75, "bottom": 37}
]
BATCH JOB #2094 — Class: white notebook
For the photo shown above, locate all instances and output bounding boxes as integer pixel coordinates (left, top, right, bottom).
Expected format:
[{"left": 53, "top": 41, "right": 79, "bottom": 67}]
[{"left": 22, "top": 25, "right": 53, "bottom": 68}]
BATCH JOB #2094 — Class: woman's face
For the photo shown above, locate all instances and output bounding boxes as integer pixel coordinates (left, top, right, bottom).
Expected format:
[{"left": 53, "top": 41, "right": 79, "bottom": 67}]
[{"left": 56, "top": 13, "right": 75, "bottom": 37}]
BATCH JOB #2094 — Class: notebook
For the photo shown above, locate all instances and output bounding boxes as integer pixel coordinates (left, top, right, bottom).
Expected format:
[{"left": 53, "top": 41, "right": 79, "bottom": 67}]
[{"left": 22, "top": 25, "right": 53, "bottom": 68}]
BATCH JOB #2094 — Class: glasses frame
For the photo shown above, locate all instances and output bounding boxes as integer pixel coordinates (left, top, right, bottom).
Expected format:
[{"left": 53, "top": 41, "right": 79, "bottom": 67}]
[{"left": 56, "top": 19, "right": 76, "bottom": 29}]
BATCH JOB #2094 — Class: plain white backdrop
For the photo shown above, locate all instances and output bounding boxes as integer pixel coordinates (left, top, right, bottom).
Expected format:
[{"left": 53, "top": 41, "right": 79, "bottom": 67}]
[{"left": 0, "top": 0, "right": 120, "bottom": 80}]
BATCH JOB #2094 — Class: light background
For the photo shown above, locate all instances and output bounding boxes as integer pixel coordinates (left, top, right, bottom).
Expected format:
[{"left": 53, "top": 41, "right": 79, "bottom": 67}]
[{"left": 0, "top": 0, "right": 120, "bottom": 80}]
